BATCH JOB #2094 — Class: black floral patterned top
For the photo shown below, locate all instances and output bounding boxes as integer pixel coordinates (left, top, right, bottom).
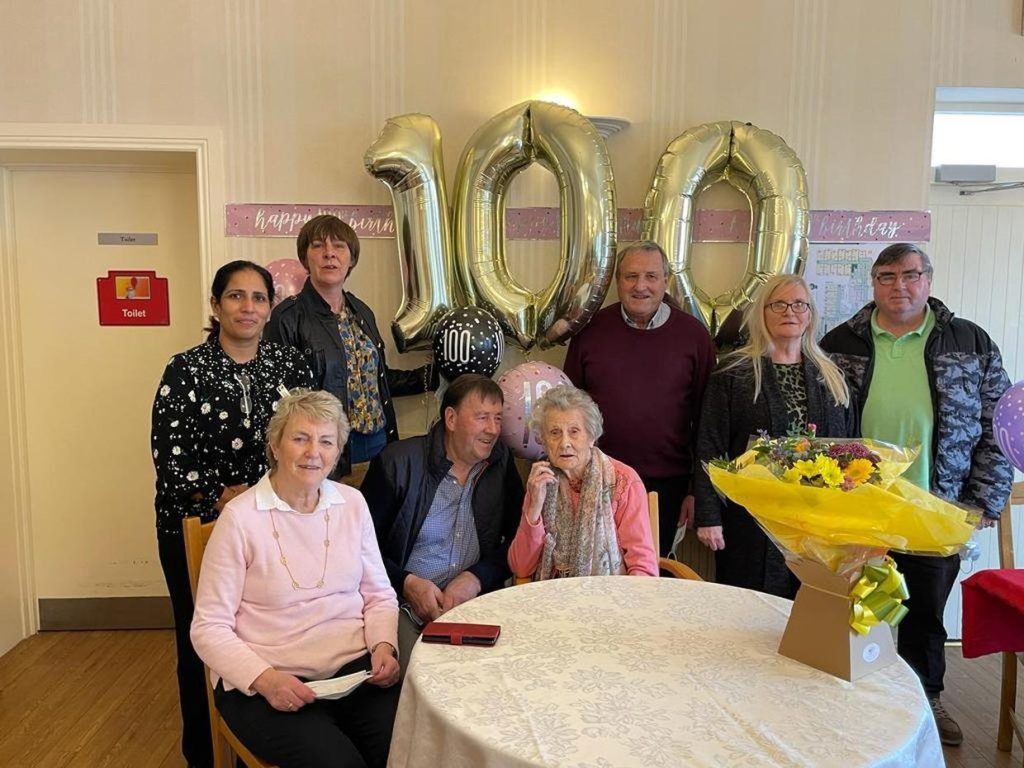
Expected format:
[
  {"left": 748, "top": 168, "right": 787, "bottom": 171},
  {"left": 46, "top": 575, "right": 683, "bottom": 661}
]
[
  {"left": 150, "top": 338, "right": 313, "bottom": 538},
  {"left": 773, "top": 361, "right": 808, "bottom": 433}
]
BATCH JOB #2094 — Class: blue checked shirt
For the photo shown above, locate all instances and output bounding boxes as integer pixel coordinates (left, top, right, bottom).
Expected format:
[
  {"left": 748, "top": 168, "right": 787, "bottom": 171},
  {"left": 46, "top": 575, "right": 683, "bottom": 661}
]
[{"left": 404, "top": 462, "right": 484, "bottom": 590}]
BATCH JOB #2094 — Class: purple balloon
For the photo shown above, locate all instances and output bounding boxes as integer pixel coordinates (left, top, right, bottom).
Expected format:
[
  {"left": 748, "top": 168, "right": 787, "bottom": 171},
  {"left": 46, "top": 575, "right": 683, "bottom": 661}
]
[
  {"left": 497, "top": 362, "right": 572, "bottom": 460},
  {"left": 994, "top": 380, "right": 1024, "bottom": 472},
  {"left": 266, "top": 258, "right": 308, "bottom": 305}
]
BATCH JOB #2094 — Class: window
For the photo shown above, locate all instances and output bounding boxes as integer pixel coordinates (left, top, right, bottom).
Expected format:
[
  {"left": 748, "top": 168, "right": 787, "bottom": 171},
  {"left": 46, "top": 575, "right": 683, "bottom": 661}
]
[
  {"left": 932, "top": 87, "right": 1024, "bottom": 168},
  {"left": 932, "top": 112, "right": 1024, "bottom": 167}
]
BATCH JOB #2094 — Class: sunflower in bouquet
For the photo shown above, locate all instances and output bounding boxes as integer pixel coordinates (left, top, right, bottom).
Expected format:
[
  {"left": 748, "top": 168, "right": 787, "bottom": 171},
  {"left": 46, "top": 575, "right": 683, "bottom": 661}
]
[{"left": 707, "top": 425, "right": 978, "bottom": 633}]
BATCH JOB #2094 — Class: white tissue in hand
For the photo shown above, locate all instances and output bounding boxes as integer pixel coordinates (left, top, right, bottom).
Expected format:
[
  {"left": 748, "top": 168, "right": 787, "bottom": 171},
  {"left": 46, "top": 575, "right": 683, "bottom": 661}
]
[{"left": 306, "top": 670, "right": 372, "bottom": 700}]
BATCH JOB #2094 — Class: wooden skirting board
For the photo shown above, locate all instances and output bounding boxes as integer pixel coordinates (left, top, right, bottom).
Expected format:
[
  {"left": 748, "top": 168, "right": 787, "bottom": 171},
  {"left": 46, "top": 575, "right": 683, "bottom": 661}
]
[{"left": 38, "top": 597, "right": 173, "bottom": 631}]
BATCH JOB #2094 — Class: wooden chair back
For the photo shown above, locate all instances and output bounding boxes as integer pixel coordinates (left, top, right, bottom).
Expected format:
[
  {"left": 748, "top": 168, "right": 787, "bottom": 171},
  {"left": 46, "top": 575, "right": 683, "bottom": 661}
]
[
  {"left": 995, "top": 481, "right": 1024, "bottom": 754},
  {"left": 182, "top": 516, "right": 275, "bottom": 768},
  {"left": 1000, "top": 481, "right": 1022, "bottom": 569},
  {"left": 647, "top": 492, "right": 703, "bottom": 581}
]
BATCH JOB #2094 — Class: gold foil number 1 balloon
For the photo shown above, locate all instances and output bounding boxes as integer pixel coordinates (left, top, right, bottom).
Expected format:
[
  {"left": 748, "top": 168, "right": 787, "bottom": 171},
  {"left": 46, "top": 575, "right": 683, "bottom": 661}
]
[{"left": 364, "top": 114, "right": 463, "bottom": 352}]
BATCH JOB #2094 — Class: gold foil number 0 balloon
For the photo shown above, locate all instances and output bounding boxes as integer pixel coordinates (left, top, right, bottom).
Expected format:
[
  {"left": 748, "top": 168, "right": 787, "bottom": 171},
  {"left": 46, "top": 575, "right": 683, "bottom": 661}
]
[
  {"left": 366, "top": 101, "right": 616, "bottom": 351},
  {"left": 453, "top": 102, "right": 616, "bottom": 349},
  {"left": 642, "top": 120, "right": 809, "bottom": 340}
]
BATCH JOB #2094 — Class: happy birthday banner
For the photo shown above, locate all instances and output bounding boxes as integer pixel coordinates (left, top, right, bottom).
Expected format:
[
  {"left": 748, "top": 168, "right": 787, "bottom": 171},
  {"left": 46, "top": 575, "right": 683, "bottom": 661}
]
[{"left": 226, "top": 204, "right": 930, "bottom": 244}]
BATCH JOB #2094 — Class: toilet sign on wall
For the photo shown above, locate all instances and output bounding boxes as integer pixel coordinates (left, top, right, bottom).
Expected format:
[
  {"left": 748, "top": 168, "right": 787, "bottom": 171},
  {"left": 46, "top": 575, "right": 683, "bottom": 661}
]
[{"left": 96, "top": 270, "right": 170, "bottom": 326}]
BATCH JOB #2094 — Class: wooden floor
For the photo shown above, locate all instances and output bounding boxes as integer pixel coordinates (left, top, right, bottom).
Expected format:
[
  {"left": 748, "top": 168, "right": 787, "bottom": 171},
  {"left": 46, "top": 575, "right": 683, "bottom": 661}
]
[
  {"left": 0, "top": 631, "right": 1020, "bottom": 767},
  {"left": 943, "top": 645, "right": 1024, "bottom": 768},
  {"left": 0, "top": 631, "right": 186, "bottom": 768}
]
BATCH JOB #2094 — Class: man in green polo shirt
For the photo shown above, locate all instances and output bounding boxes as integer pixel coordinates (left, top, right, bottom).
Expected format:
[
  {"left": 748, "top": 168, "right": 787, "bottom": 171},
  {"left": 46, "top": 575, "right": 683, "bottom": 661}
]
[
  {"left": 822, "top": 243, "right": 1012, "bottom": 747},
  {"left": 860, "top": 301, "right": 935, "bottom": 488}
]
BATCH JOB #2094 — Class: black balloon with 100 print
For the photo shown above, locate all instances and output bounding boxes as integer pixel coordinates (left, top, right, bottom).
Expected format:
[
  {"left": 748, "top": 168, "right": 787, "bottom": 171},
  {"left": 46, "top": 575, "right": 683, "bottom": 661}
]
[{"left": 432, "top": 307, "right": 505, "bottom": 380}]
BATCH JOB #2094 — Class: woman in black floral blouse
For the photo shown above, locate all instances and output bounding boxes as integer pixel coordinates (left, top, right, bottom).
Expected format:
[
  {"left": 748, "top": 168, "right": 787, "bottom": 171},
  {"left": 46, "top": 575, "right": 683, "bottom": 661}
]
[
  {"left": 150, "top": 260, "right": 312, "bottom": 768},
  {"left": 693, "top": 274, "right": 856, "bottom": 598}
]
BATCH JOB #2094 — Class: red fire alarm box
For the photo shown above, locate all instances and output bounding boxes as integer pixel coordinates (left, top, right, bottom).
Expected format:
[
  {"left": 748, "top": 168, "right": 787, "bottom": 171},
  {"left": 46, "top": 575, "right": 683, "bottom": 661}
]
[{"left": 97, "top": 270, "right": 170, "bottom": 326}]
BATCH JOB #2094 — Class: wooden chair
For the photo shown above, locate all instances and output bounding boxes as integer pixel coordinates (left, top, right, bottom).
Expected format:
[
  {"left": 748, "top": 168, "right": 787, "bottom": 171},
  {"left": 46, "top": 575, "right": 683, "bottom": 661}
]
[
  {"left": 182, "top": 516, "right": 275, "bottom": 768},
  {"left": 996, "top": 482, "right": 1024, "bottom": 755},
  {"left": 647, "top": 491, "right": 703, "bottom": 581}
]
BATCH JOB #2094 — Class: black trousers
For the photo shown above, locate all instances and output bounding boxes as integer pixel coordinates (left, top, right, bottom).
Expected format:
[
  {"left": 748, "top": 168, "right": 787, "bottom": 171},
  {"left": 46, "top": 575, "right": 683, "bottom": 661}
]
[
  {"left": 158, "top": 534, "right": 213, "bottom": 768},
  {"left": 642, "top": 474, "right": 690, "bottom": 557},
  {"left": 891, "top": 551, "right": 960, "bottom": 698},
  {"left": 215, "top": 655, "right": 400, "bottom": 768}
]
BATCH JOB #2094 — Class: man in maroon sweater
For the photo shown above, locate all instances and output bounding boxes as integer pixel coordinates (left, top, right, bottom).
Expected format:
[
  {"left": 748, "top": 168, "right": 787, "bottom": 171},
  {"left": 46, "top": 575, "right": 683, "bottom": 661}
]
[{"left": 563, "top": 241, "right": 715, "bottom": 556}]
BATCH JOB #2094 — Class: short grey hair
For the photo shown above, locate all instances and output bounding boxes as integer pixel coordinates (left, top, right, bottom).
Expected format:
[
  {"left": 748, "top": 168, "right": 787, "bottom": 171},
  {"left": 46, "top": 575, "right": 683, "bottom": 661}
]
[
  {"left": 265, "top": 389, "right": 350, "bottom": 470},
  {"left": 871, "top": 243, "right": 934, "bottom": 277},
  {"left": 529, "top": 385, "right": 604, "bottom": 444},
  {"left": 615, "top": 240, "right": 670, "bottom": 278}
]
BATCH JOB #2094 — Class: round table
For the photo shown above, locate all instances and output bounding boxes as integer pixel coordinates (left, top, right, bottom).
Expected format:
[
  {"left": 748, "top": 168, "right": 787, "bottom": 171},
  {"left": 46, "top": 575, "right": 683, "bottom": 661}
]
[{"left": 388, "top": 577, "right": 942, "bottom": 768}]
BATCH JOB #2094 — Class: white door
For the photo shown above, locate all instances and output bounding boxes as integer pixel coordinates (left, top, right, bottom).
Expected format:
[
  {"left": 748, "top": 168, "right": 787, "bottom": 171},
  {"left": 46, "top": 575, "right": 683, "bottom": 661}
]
[{"left": 5, "top": 155, "right": 202, "bottom": 631}]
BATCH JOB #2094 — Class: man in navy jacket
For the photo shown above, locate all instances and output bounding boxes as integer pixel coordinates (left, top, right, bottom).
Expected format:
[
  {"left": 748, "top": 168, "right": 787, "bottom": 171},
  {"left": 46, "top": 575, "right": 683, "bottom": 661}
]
[{"left": 361, "top": 374, "right": 524, "bottom": 667}]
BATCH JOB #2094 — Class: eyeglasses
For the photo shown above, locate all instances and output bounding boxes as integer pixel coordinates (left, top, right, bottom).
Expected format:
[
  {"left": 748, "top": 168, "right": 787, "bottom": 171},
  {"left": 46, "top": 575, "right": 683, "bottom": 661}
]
[
  {"left": 873, "top": 270, "right": 929, "bottom": 286},
  {"left": 234, "top": 373, "right": 252, "bottom": 417},
  {"left": 767, "top": 300, "right": 810, "bottom": 314}
]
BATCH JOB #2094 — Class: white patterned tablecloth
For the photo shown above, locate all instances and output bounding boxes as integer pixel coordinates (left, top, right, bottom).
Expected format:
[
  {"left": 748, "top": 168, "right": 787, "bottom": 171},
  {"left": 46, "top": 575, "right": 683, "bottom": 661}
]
[{"left": 388, "top": 577, "right": 943, "bottom": 768}]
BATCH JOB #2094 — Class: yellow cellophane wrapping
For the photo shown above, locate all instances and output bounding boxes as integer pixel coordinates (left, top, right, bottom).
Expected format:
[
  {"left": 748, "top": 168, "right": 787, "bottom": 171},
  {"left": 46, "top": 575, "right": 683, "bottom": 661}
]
[{"left": 707, "top": 441, "right": 978, "bottom": 573}]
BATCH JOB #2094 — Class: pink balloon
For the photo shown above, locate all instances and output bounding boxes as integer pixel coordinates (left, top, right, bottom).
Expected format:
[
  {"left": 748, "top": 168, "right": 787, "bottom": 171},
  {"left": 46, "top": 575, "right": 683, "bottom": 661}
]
[
  {"left": 266, "top": 258, "right": 308, "bottom": 304},
  {"left": 497, "top": 362, "right": 572, "bottom": 460}
]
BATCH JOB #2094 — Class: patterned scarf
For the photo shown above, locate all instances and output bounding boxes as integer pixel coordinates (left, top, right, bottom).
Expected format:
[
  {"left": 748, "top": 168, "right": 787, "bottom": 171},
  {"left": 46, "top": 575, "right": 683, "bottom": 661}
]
[{"left": 536, "top": 446, "right": 623, "bottom": 580}]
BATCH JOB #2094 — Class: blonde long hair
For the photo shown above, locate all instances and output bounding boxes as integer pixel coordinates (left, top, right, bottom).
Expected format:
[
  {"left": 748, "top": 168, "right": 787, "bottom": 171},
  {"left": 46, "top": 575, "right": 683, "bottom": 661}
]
[{"left": 725, "top": 274, "right": 849, "bottom": 407}]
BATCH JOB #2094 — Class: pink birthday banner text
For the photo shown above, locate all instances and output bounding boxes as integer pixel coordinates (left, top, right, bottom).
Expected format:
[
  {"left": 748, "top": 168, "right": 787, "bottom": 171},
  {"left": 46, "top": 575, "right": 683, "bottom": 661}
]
[{"left": 226, "top": 204, "right": 930, "bottom": 244}]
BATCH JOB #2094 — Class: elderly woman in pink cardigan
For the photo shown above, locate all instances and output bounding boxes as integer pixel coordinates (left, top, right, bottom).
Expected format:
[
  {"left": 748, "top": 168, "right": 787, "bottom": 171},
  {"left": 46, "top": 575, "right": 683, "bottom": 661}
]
[
  {"left": 508, "top": 385, "right": 658, "bottom": 580},
  {"left": 191, "top": 389, "right": 399, "bottom": 768}
]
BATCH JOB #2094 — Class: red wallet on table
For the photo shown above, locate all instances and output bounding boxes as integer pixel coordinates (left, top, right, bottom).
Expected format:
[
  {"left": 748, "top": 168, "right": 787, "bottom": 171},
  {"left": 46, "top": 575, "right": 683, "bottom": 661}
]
[{"left": 421, "top": 621, "right": 501, "bottom": 646}]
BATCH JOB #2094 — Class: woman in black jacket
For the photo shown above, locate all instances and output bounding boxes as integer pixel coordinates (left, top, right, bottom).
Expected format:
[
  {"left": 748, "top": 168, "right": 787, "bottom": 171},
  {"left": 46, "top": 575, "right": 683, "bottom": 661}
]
[
  {"left": 265, "top": 215, "right": 435, "bottom": 481},
  {"left": 694, "top": 274, "right": 856, "bottom": 598}
]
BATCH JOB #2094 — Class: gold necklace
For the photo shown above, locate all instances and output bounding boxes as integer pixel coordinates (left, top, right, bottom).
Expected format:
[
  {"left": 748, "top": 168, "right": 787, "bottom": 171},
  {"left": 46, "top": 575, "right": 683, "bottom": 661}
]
[{"left": 268, "top": 505, "right": 330, "bottom": 590}]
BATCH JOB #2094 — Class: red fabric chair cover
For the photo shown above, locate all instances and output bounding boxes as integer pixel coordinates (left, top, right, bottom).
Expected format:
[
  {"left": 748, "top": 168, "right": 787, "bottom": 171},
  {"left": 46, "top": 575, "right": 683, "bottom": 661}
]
[{"left": 961, "top": 568, "right": 1024, "bottom": 659}]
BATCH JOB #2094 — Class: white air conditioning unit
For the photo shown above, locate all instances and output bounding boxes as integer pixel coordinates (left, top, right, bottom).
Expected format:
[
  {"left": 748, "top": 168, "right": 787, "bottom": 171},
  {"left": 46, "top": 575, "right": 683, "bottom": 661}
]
[{"left": 935, "top": 164, "right": 997, "bottom": 183}]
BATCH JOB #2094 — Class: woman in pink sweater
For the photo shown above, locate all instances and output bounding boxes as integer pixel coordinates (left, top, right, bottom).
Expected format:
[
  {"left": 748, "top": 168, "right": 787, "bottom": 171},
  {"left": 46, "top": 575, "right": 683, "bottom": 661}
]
[
  {"left": 191, "top": 389, "right": 399, "bottom": 768},
  {"left": 508, "top": 385, "right": 658, "bottom": 580}
]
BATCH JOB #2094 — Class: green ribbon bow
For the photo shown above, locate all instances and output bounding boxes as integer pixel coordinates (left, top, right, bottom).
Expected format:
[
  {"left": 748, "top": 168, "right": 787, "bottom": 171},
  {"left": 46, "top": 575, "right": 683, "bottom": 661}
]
[{"left": 849, "top": 557, "right": 910, "bottom": 636}]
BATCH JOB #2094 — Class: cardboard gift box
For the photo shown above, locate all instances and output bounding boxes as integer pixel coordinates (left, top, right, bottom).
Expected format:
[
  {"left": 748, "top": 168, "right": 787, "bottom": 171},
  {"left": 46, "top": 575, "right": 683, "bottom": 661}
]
[{"left": 778, "top": 559, "right": 898, "bottom": 681}]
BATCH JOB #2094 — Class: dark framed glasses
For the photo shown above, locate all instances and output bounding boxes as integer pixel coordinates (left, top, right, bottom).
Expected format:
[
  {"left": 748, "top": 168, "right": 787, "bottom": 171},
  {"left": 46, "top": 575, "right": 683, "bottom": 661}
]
[
  {"left": 767, "top": 300, "right": 810, "bottom": 314},
  {"left": 873, "top": 270, "right": 928, "bottom": 286}
]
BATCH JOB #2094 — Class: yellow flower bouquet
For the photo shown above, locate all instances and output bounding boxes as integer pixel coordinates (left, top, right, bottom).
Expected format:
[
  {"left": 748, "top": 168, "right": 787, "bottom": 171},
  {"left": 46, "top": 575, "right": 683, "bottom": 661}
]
[
  {"left": 707, "top": 427, "right": 978, "bottom": 633},
  {"left": 707, "top": 426, "right": 978, "bottom": 679}
]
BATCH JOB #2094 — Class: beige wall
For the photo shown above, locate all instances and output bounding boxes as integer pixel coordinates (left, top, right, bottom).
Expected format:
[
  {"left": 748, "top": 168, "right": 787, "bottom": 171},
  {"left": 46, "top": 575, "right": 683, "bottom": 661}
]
[
  {"left": 3, "top": 2, "right": 1022, "bottom": 376},
  {"left": 6, "top": 0, "right": 1020, "bottom": 209},
  {"left": 1, "top": 1, "right": 1024, "bottom": 639}
]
